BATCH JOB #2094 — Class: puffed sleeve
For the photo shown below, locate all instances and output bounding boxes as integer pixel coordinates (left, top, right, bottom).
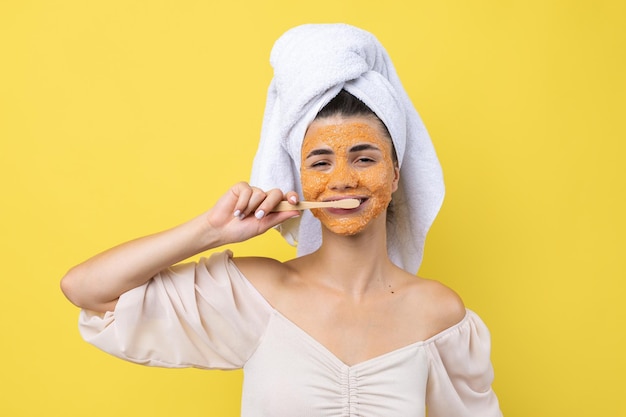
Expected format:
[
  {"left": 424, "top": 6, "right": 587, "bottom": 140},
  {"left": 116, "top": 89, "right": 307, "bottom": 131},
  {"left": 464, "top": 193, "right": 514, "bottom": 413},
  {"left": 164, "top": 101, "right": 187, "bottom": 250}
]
[
  {"left": 425, "top": 310, "right": 502, "bottom": 417},
  {"left": 77, "top": 250, "right": 273, "bottom": 370}
]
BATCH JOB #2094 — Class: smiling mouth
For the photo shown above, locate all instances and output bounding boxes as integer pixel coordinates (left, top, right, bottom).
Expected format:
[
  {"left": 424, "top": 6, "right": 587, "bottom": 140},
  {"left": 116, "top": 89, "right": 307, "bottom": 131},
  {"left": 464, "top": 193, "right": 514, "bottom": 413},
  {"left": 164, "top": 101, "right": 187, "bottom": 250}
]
[{"left": 325, "top": 197, "right": 368, "bottom": 207}]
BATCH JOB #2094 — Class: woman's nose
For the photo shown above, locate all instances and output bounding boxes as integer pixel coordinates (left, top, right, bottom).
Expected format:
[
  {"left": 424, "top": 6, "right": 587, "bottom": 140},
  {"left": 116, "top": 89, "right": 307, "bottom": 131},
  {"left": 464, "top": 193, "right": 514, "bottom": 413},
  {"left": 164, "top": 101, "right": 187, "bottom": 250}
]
[{"left": 328, "top": 164, "right": 358, "bottom": 190}]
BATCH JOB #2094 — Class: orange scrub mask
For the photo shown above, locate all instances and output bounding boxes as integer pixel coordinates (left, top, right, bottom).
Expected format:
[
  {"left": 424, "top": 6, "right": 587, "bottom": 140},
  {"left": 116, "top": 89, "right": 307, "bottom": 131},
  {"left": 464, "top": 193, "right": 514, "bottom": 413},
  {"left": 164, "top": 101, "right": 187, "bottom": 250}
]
[{"left": 300, "top": 117, "right": 399, "bottom": 236}]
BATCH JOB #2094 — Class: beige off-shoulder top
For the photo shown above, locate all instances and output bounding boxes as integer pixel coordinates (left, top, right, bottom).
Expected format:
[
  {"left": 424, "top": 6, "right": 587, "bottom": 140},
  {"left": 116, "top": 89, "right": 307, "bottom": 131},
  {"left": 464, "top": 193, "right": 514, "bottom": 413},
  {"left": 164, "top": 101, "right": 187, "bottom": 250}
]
[{"left": 79, "top": 251, "right": 502, "bottom": 417}]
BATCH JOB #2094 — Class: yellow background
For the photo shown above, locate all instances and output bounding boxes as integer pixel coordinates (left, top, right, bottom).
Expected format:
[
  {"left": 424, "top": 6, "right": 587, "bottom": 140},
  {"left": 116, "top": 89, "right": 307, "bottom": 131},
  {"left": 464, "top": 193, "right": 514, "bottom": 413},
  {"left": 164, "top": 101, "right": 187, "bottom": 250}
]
[{"left": 1, "top": 1, "right": 624, "bottom": 416}]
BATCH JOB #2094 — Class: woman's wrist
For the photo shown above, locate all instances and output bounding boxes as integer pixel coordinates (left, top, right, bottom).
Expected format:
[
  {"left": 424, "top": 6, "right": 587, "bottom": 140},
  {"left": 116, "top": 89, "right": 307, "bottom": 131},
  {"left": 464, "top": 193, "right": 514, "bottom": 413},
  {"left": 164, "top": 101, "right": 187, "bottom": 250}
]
[{"left": 187, "top": 212, "right": 224, "bottom": 254}]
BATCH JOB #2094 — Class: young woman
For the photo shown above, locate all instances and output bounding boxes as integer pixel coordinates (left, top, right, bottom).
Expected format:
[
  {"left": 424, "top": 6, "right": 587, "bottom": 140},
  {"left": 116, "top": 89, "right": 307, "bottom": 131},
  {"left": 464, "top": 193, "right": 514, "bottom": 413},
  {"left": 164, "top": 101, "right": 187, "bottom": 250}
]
[{"left": 62, "top": 25, "right": 502, "bottom": 417}]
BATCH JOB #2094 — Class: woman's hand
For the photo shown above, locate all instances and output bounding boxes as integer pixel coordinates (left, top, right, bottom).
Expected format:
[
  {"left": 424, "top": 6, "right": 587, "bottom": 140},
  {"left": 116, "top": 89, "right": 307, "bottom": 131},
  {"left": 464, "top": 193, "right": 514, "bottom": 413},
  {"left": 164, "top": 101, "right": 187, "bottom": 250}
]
[{"left": 205, "top": 182, "right": 300, "bottom": 246}]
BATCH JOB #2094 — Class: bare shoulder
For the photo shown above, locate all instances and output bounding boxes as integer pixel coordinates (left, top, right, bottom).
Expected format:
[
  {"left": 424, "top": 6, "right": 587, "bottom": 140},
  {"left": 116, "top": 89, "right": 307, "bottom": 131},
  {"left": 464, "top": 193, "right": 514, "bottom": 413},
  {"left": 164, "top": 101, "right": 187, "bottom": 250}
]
[
  {"left": 402, "top": 274, "right": 467, "bottom": 338},
  {"left": 232, "top": 256, "right": 293, "bottom": 301}
]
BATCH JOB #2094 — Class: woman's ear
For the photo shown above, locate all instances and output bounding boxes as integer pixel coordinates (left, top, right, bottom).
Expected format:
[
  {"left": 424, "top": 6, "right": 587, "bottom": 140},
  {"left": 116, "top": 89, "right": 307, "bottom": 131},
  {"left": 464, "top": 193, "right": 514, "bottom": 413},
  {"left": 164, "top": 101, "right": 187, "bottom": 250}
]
[{"left": 391, "top": 165, "right": 400, "bottom": 193}]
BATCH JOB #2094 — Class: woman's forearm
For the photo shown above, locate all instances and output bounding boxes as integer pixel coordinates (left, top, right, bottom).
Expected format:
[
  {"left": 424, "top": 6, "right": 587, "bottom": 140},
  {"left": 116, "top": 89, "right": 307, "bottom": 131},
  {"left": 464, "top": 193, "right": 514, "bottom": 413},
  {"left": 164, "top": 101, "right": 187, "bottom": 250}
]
[{"left": 60, "top": 213, "right": 219, "bottom": 312}]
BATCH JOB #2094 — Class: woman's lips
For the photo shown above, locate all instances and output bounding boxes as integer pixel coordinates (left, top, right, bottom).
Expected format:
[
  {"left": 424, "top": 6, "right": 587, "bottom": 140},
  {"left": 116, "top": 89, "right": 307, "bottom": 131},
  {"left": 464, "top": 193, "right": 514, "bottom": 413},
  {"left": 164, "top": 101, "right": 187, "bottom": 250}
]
[
  {"left": 324, "top": 197, "right": 368, "bottom": 204},
  {"left": 323, "top": 197, "right": 369, "bottom": 213}
]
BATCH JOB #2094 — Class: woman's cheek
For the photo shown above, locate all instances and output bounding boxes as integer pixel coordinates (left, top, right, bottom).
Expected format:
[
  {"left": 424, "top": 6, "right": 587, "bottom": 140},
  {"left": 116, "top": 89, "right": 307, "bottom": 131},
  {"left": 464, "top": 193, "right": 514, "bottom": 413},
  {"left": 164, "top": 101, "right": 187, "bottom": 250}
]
[
  {"left": 301, "top": 171, "right": 328, "bottom": 200},
  {"left": 360, "top": 165, "right": 392, "bottom": 196}
]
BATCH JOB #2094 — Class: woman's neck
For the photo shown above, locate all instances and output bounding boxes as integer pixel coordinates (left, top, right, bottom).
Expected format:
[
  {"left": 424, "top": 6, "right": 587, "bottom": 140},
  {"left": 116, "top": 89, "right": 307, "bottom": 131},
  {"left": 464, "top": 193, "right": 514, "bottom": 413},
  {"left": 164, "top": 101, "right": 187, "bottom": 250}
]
[{"left": 305, "top": 218, "right": 397, "bottom": 297}]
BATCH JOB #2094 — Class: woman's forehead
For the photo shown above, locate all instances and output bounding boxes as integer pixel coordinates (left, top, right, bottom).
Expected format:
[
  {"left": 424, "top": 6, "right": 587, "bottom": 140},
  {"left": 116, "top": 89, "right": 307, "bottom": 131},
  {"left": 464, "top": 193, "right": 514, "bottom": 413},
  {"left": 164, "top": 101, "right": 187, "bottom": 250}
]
[{"left": 302, "top": 117, "right": 389, "bottom": 151}]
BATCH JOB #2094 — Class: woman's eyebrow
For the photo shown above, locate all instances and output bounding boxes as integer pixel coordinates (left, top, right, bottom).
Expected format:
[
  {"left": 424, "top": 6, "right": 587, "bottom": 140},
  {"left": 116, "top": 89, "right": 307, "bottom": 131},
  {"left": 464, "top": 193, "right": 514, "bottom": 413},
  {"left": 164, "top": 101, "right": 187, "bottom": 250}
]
[
  {"left": 305, "top": 148, "right": 334, "bottom": 159},
  {"left": 349, "top": 144, "right": 381, "bottom": 153}
]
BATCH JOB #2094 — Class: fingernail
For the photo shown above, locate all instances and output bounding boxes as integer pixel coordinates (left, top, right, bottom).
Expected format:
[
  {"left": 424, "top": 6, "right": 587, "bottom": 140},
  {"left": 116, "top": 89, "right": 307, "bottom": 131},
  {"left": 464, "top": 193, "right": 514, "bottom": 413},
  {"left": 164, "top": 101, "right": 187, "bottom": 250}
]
[
  {"left": 289, "top": 196, "right": 297, "bottom": 204},
  {"left": 255, "top": 210, "right": 265, "bottom": 220},
  {"left": 233, "top": 210, "right": 241, "bottom": 217}
]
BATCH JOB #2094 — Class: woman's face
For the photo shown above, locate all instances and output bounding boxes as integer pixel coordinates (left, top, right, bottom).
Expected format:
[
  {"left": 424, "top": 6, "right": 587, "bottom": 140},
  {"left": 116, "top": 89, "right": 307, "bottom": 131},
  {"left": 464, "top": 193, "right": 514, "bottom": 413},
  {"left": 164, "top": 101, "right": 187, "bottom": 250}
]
[{"left": 300, "top": 116, "right": 399, "bottom": 236}]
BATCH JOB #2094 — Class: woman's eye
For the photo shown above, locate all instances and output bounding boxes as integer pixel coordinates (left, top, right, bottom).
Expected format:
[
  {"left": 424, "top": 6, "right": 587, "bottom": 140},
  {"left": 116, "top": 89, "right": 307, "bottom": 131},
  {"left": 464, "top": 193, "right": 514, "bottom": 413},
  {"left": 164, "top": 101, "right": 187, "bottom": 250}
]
[
  {"left": 355, "top": 157, "right": 375, "bottom": 164},
  {"left": 311, "top": 160, "right": 331, "bottom": 168}
]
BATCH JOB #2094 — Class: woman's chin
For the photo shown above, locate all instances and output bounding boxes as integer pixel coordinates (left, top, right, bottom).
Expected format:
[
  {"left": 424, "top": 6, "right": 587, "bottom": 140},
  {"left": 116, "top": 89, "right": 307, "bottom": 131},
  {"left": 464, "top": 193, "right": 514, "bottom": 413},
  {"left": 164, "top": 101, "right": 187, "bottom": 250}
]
[
  {"left": 320, "top": 217, "right": 369, "bottom": 236},
  {"left": 316, "top": 204, "right": 390, "bottom": 237}
]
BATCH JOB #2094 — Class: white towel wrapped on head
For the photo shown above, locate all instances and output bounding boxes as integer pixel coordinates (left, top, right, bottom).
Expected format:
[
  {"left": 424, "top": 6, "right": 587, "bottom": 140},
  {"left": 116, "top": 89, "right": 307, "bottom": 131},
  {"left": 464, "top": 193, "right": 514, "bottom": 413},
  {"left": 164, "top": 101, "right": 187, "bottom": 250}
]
[{"left": 250, "top": 23, "right": 444, "bottom": 274}]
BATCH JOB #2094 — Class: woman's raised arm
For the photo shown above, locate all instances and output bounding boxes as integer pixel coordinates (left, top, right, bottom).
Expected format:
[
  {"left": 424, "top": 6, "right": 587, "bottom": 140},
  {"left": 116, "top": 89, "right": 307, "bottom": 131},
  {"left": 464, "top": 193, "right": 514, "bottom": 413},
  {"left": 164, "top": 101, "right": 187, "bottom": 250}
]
[{"left": 60, "top": 183, "right": 299, "bottom": 313}]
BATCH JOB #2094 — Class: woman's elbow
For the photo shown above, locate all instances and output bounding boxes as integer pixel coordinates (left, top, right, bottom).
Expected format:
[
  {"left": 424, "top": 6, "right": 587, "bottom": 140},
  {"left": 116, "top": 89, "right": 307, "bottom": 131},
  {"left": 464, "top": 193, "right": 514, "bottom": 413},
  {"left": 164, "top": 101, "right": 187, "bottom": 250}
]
[
  {"left": 60, "top": 266, "right": 84, "bottom": 308},
  {"left": 60, "top": 267, "right": 118, "bottom": 313}
]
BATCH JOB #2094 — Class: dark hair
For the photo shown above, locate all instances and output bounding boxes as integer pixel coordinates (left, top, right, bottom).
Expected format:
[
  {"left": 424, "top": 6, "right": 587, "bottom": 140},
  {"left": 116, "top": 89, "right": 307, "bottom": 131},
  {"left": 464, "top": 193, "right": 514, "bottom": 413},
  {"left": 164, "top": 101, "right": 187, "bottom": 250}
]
[{"left": 315, "top": 90, "right": 398, "bottom": 165}]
